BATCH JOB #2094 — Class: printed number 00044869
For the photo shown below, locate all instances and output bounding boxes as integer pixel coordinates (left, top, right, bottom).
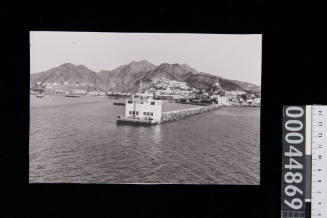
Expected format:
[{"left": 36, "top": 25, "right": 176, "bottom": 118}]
[{"left": 283, "top": 106, "right": 305, "bottom": 210}]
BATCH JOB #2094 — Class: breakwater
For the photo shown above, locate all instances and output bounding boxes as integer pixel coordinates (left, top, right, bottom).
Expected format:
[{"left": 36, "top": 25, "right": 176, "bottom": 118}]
[{"left": 160, "top": 104, "right": 221, "bottom": 124}]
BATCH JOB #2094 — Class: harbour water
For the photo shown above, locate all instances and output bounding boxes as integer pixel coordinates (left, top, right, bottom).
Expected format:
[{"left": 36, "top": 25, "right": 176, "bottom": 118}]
[{"left": 29, "top": 95, "right": 260, "bottom": 184}]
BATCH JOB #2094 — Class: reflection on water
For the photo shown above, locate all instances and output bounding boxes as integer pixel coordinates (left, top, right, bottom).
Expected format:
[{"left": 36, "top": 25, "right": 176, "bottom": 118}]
[
  {"left": 150, "top": 125, "right": 162, "bottom": 145},
  {"left": 29, "top": 95, "right": 260, "bottom": 184}
]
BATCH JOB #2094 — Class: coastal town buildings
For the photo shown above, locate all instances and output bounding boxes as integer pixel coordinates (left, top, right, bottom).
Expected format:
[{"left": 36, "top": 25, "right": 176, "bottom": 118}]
[
  {"left": 254, "top": 97, "right": 261, "bottom": 104},
  {"left": 32, "top": 77, "right": 260, "bottom": 106},
  {"left": 225, "top": 90, "right": 247, "bottom": 97},
  {"left": 87, "top": 91, "right": 106, "bottom": 96},
  {"left": 73, "top": 89, "right": 87, "bottom": 95}
]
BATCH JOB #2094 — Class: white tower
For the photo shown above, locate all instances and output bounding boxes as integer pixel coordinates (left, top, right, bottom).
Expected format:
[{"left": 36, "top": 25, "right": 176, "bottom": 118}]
[{"left": 215, "top": 75, "right": 220, "bottom": 87}]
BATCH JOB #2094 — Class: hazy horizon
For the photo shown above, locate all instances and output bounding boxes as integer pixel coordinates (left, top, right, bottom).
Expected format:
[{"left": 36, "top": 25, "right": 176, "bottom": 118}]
[{"left": 30, "top": 32, "right": 262, "bottom": 86}]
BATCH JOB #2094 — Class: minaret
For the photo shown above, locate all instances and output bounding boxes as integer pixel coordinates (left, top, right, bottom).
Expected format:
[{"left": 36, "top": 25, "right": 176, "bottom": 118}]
[{"left": 216, "top": 75, "right": 220, "bottom": 87}]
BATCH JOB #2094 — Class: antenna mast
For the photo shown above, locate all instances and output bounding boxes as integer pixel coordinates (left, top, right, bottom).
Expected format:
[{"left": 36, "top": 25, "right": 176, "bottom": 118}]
[{"left": 139, "top": 81, "right": 142, "bottom": 100}]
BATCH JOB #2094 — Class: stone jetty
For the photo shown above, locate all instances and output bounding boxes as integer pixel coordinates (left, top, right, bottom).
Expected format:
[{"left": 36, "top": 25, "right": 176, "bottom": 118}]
[{"left": 160, "top": 104, "right": 221, "bottom": 124}]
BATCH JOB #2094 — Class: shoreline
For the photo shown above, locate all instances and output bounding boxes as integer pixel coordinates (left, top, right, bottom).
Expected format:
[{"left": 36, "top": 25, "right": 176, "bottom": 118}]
[{"left": 30, "top": 94, "right": 261, "bottom": 108}]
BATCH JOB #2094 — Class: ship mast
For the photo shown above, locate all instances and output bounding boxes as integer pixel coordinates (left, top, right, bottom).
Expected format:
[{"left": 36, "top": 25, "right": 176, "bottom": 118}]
[{"left": 139, "top": 81, "right": 142, "bottom": 100}]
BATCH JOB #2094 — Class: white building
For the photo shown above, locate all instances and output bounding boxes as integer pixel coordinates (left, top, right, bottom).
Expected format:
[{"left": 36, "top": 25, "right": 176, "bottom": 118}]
[
  {"left": 124, "top": 97, "right": 162, "bottom": 123},
  {"left": 217, "top": 96, "right": 230, "bottom": 105},
  {"left": 169, "top": 80, "right": 187, "bottom": 88},
  {"left": 88, "top": 91, "right": 106, "bottom": 96},
  {"left": 254, "top": 97, "right": 261, "bottom": 104},
  {"left": 225, "top": 90, "right": 246, "bottom": 97},
  {"left": 73, "top": 89, "right": 87, "bottom": 95}
]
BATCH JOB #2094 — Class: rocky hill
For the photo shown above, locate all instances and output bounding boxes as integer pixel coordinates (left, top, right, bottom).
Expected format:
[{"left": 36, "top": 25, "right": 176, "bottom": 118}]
[
  {"left": 30, "top": 63, "right": 106, "bottom": 89},
  {"left": 30, "top": 60, "right": 261, "bottom": 94},
  {"left": 98, "top": 60, "right": 157, "bottom": 91},
  {"left": 231, "top": 80, "right": 261, "bottom": 93}
]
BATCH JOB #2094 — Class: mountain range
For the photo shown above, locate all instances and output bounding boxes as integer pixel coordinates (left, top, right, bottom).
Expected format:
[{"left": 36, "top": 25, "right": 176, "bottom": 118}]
[{"left": 30, "top": 60, "right": 261, "bottom": 94}]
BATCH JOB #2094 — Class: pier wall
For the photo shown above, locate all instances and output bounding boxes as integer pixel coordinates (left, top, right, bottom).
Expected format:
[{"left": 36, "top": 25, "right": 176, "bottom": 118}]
[{"left": 160, "top": 104, "right": 221, "bottom": 124}]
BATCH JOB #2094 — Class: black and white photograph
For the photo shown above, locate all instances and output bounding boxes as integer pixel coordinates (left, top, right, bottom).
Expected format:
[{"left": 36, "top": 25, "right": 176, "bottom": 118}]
[{"left": 29, "top": 32, "right": 262, "bottom": 184}]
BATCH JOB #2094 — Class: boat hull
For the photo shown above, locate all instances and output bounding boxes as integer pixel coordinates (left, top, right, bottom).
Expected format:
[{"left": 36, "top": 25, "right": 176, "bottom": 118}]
[
  {"left": 65, "top": 95, "right": 80, "bottom": 98},
  {"left": 116, "top": 117, "right": 158, "bottom": 126},
  {"left": 113, "top": 102, "right": 125, "bottom": 106}
]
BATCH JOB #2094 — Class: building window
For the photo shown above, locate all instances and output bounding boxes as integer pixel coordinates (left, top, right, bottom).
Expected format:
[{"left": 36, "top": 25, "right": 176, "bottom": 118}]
[
  {"left": 143, "top": 112, "right": 146, "bottom": 115},
  {"left": 128, "top": 100, "right": 132, "bottom": 104},
  {"left": 133, "top": 111, "right": 135, "bottom": 115},
  {"left": 150, "top": 102, "right": 155, "bottom": 105},
  {"left": 150, "top": 112, "right": 153, "bottom": 116},
  {"left": 136, "top": 111, "right": 139, "bottom": 115},
  {"left": 129, "top": 111, "right": 132, "bottom": 115}
]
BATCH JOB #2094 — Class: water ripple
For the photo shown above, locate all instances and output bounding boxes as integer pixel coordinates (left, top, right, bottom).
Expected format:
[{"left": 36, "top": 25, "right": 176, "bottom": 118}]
[{"left": 29, "top": 95, "right": 260, "bottom": 184}]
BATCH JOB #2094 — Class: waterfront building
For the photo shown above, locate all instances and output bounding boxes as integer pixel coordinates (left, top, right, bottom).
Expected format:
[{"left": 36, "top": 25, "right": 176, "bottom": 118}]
[
  {"left": 73, "top": 89, "right": 87, "bottom": 95},
  {"left": 117, "top": 81, "right": 163, "bottom": 125},
  {"left": 124, "top": 96, "right": 163, "bottom": 123},
  {"left": 254, "top": 97, "right": 261, "bottom": 104},
  {"left": 135, "top": 93, "right": 154, "bottom": 99},
  {"left": 211, "top": 94, "right": 229, "bottom": 105},
  {"left": 154, "top": 94, "right": 175, "bottom": 100},
  {"left": 218, "top": 96, "right": 230, "bottom": 105},
  {"left": 98, "top": 91, "right": 106, "bottom": 96},
  {"left": 88, "top": 91, "right": 106, "bottom": 96},
  {"left": 54, "top": 89, "right": 65, "bottom": 94}
]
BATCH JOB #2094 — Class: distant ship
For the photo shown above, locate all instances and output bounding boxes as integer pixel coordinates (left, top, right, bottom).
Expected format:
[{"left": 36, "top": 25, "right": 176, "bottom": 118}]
[
  {"left": 108, "top": 96, "right": 120, "bottom": 99},
  {"left": 113, "top": 102, "right": 125, "bottom": 106},
  {"left": 36, "top": 93, "right": 44, "bottom": 98},
  {"left": 65, "top": 94, "right": 80, "bottom": 98}
]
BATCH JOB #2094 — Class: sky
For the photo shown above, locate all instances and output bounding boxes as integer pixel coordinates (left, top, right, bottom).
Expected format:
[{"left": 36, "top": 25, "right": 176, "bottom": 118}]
[{"left": 30, "top": 32, "right": 262, "bottom": 86}]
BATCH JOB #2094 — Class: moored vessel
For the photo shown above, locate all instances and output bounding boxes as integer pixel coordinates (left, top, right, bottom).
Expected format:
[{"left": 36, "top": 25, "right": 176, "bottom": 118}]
[
  {"left": 113, "top": 102, "right": 126, "bottom": 106},
  {"left": 36, "top": 93, "right": 45, "bottom": 98},
  {"left": 65, "top": 94, "right": 80, "bottom": 98},
  {"left": 116, "top": 82, "right": 162, "bottom": 126}
]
